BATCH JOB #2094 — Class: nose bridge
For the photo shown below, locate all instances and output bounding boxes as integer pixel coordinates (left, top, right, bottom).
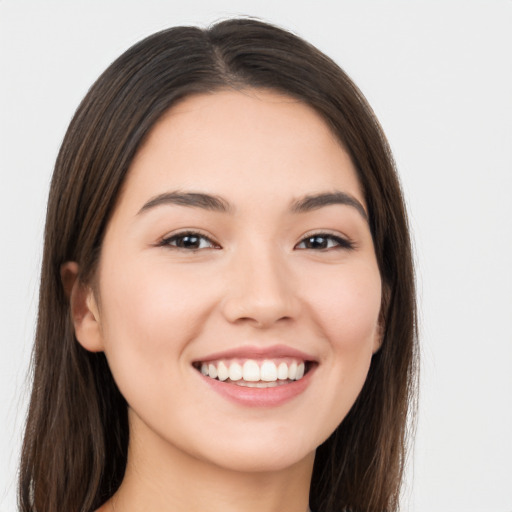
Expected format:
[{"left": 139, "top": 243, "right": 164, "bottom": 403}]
[{"left": 222, "top": 240, "right": 299, "bottom": 327}]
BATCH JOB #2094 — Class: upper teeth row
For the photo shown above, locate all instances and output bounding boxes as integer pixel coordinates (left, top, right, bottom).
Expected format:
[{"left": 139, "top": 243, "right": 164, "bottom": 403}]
[{"left": 200, "top": 360, "right": 306, "bottom": 382}]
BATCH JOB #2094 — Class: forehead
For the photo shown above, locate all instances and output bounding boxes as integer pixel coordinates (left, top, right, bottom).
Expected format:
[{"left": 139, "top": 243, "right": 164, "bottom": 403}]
[{"left": 119, "top": 88, "right": 364, "bottom": 213}]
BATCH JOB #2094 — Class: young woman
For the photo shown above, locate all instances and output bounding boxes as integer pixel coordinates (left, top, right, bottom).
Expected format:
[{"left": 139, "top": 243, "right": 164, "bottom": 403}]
[{"left": 19, "top": 18, "right": 418, "bottom": 512}]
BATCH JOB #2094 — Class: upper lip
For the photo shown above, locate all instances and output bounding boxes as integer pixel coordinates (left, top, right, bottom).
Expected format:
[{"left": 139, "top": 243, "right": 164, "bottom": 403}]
[{"left": 193, "top": 344, "right": 317, "bottom": 363}]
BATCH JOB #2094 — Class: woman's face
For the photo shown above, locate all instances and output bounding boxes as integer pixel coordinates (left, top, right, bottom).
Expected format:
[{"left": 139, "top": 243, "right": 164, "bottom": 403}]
[{"left": 80, "top": 89, "right": 382, "bottom": 473}]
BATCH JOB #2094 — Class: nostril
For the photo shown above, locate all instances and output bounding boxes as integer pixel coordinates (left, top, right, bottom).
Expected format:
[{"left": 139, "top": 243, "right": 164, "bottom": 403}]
[{"left": 238, "top": 315, "right": 294, "bottom": 329}]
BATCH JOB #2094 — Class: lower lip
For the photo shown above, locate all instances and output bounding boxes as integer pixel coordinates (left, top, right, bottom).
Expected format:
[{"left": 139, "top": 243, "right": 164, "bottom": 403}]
[{"left": 198, "top": 368, "right": 314, "bottom": 407}]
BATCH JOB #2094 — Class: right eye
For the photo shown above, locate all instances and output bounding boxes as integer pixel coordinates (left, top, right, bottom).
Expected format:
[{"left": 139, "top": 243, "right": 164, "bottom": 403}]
[{"left": 159, "top": 231, "right": 219, "bottom": 251}]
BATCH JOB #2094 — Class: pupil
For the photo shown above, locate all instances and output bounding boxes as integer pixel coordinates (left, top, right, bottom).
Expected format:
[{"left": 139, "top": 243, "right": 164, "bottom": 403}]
[
  {"left": 307, "top": 236, "right": 327, "bottom": 249},
  {"left": 179, "top": 235, "right": 199, "bottom": 248}
]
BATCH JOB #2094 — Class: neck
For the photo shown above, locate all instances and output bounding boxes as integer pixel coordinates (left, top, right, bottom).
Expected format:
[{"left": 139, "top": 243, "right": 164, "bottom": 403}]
[{"left": 100, "top": 411, "right": 314, "bottom": 512}]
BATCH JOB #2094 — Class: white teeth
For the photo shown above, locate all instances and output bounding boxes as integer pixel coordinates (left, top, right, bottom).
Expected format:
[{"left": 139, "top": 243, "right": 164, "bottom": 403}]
[
  {"left": 277, "top": 362, "right": 288, "bottom": 380},
  {"left": 296, "top": 362, "right": 305, "bottom": 380},
  {"left": 229, "top": 362, "right": 243, "bottom": 381},
  {"left": 198, "top": 358, "right": 309, "bottom": 383},
  {"left": 242, "top": 360, "right": 260, "bottom": 382},
  {"left": 288, "top": 361, "right": 298, "bottom": 380},
  {"left": 236, "top": 380, "right": 281, "bottom": 388},
  {"left": 208, "top": 364, "right": 218, "bottom": 379},
  {"left": 260, "top": 361, "right": 277, "bottom": 382},
  {"left": 217, "top": 361, "right": 229, "bottom": 381}
]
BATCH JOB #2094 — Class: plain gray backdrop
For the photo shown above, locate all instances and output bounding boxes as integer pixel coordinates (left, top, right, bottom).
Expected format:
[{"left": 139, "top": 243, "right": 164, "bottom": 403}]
[{"left": 1, "top": 1, "right": 511, "bottom": 511}]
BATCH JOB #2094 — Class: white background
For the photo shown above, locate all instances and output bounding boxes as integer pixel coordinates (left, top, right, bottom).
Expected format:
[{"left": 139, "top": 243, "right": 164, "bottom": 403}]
[{"left": 1, "top": 1, "right": 511, "bottom": 511}]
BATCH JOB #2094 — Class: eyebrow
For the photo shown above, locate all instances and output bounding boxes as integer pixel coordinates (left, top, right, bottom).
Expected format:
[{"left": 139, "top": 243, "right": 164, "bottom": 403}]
[
  {"left": 138, "top": 191, "right": 231, "bottom": 214},
  {"left": 290, "top": 192, "right": 368, "bottom": 220},
  {"left": 138, "top": 190, "right": 367, "bottom": 220}
]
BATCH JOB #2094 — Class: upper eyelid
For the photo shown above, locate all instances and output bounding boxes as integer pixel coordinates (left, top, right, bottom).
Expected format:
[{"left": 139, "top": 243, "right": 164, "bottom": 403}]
[
  {"left": 298, "top": 229, "right": 352, "bottom": 242},
  {"left": 161, "top": 228, "right": 214, "bottom": 240}
]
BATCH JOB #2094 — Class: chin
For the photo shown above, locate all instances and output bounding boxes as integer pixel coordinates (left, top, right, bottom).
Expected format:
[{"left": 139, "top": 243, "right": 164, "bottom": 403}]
[
  {"left": 185, "top": 423, "right": 326, "bottom": 474},
  {"left": 207, "top": 442, "right": 316, "bottom": 474}
]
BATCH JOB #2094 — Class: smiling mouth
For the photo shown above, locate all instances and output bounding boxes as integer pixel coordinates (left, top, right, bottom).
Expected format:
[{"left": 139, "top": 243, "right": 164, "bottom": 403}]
[{"left": 193, "top": 358, "right": 314, "bottom": 388}]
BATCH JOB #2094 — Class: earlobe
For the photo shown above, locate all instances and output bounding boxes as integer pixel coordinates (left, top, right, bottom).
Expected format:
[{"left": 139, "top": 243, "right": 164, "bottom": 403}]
[
  {"left": 372, "top": 284, "right": 390, "bottom": 354},
  {"left": 372, "top": 323, "right": 384, "bottom": 354},
  {"left": 60, "top": 262, "right": 104, "bottom": 352}
]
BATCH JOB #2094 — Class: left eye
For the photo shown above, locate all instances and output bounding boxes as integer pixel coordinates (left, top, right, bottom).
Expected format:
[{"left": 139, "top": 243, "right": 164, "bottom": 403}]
[
  {"left": 160, "top": 232, "right": 218, "bottom": 250},
  {"left": 295, "top": 234, "right": 353, "bottom": 250}
]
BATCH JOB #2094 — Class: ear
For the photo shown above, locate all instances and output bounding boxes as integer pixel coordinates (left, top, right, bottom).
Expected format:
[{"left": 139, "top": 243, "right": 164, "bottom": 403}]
[
  {"left": 372, "top": 285, "right": 389, "bottom": 354},
  {"left": 372, "top": 317, "right": 384, "bottom": 354},
  {"left": 61, "top": 261, "right": 104, "bottom": 352}
]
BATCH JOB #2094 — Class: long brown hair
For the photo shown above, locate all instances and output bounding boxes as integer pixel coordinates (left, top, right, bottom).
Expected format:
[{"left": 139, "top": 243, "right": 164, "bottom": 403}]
[{"left": 19, "top": 18, "right": 418, "bottom": 512}]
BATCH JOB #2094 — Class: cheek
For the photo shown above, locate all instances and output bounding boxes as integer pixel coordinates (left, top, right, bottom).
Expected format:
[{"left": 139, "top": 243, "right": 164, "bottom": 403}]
[
  {"left": 95, "top": 265, "right": 212, "bottom": 424},
  {"left": 99, "top": 256, "right": 213, "bottom": 343},
  {"left": 95, "top": 258, "right": 213, "bottom": 389},
  {"left": 310, "top": 262, "right": 382, "bottom": 349},
  {"left": 307, "top": 261, "right": 381, "bottom": 403}
]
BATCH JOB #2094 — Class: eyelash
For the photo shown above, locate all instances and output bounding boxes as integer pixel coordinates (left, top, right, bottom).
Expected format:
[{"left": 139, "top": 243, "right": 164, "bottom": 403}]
[
  {"left": 295, "top": 233, "right": 355, "bottom": 251},
  {"left": 159, "top": 231, "right": 220, "bottom": 251},
  {"left": 159, "top": 231, "right": 355, "bottom": 252}
]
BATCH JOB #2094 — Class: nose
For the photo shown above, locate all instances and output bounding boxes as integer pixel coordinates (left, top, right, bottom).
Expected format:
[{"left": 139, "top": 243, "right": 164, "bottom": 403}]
[{"left": 221, "top": 247, "right": 300, "bottom": 328}]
